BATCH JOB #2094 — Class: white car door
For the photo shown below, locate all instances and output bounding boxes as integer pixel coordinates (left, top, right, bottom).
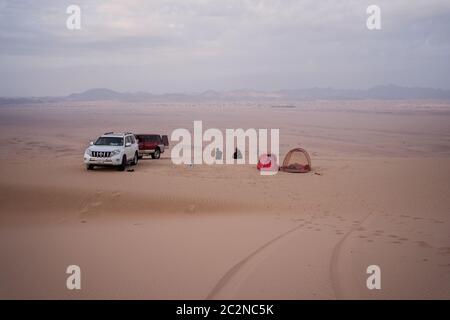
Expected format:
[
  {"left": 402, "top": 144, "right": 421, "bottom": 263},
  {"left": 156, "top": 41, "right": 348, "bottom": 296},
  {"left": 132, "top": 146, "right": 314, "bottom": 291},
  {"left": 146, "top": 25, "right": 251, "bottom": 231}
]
[
  {"left": 125, "top": 136, "right": 133, "bottom": 159},
  {"left": 132, "top": 135, "right": 139, "bottom": 155}
]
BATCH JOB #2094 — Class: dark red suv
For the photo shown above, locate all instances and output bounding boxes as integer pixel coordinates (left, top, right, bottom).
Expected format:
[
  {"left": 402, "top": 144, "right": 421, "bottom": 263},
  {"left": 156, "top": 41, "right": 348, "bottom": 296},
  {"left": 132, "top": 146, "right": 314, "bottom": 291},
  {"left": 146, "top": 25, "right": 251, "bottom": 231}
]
[{"left": 135, "top": 134, "right": 169, "bottom": 159}]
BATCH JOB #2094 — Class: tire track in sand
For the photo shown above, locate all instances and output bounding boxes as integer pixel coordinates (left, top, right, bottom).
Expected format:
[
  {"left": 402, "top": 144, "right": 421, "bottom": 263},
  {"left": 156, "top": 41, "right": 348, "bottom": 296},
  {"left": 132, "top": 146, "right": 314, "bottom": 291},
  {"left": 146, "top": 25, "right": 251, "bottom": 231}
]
[
  {"left": 206, "top": 220, "right": 310, "bottom": 299},
  {"left": 329, "top": 211, "right": 373, "bottom": 299},
  {"left": 207, "top": 210, "right": 374, "bottom": 299}
]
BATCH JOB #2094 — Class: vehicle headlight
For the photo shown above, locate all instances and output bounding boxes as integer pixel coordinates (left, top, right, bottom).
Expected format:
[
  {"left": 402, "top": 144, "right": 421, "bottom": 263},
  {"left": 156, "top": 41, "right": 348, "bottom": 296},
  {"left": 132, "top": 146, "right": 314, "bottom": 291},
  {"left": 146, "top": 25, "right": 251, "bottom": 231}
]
[
  {"left": 85, "top": 148, "right": 92, "bottom": 156},
  {"left": 110, "top": 149, "right": 121, "bottom": 156}
]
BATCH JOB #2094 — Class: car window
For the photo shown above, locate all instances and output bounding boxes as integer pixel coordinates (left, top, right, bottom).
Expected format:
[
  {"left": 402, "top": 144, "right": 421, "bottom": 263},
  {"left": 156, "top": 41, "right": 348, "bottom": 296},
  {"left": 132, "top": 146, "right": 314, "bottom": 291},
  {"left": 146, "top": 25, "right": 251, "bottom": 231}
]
[
  {"left": 125, "top": 136, "right": 131, "bottom": 144},
  {"left": 130, "top": 135, "right": 136, "bottom": 144},
  {"left": 137, "top": 135, "right": 159, "bottom": 143},
  {"left": 95, "top": 137, "right": 124, "bottom": 146}
]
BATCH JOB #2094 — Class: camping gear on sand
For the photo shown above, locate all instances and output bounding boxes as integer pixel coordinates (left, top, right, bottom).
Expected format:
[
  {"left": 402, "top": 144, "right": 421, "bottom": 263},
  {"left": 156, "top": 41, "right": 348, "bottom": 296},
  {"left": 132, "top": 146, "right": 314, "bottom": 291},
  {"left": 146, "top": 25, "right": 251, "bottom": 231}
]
[
  {"left": 280, "top": 148, "right": 311, "bottom": 173},
  {"left": 257, "top": 153, "right": 279, "bottom": 172}
]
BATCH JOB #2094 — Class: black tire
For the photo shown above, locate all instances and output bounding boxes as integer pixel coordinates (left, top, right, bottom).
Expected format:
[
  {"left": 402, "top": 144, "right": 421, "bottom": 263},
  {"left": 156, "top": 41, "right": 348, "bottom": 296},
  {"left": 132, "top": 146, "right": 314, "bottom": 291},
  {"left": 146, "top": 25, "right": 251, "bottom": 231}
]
[
  {"left": 151, "top": 148, "right": 161, "bottom": 159},
  {"left": 132, "top": 152, "right": 138, "bottom": 166},
  {"left": 87, "top": 164, "right": 94, "bottom": 170},
  {"left": 118, "top": 155, "right": 127, "bottom": 171}
]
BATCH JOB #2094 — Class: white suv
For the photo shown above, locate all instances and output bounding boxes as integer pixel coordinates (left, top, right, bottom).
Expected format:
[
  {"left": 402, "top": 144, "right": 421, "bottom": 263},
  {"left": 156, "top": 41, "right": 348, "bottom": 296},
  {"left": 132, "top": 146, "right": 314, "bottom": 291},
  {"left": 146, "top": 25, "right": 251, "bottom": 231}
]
[{"left": 84, "top": 132, "right": 139, "bottom": 171}]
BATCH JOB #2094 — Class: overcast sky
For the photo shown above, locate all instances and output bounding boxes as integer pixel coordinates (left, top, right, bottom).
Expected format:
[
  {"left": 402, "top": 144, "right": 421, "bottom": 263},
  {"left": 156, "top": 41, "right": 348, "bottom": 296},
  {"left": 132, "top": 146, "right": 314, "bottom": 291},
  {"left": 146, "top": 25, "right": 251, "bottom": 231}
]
[{"left": 0, "top": 0, "right": 449, "bottom": 96}]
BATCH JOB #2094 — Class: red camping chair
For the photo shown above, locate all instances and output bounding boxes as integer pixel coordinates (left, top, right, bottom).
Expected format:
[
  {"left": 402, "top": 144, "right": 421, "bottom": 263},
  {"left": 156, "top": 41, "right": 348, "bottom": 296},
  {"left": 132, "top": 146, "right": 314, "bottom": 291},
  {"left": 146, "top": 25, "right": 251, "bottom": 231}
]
[{"left": 257, "top": 154, "right": 279, "bottom": 173}]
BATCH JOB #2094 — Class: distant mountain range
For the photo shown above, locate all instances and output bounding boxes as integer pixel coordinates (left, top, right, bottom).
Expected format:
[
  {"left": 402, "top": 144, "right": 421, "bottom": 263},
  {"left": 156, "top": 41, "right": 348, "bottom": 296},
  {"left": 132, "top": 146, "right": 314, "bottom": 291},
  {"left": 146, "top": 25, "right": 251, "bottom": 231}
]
[{"left": 2, "top": 85, "right": 450, "bottom": 106}]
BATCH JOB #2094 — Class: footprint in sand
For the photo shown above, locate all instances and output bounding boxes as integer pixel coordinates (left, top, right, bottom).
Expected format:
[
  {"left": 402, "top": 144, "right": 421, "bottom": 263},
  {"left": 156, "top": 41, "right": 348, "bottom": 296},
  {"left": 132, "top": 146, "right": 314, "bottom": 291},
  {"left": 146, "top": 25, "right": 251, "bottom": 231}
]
[
  {"left": 185, "top": 204, "right": 196, "bottom": 214},
  {"left": 438, "top": 247, "right": 450, "bottom": 255},
  {"left": 78, "top": 191, "right": 104, "bottom": 221},
  {"left": 91, "top": 201, "right": 103, "bottom": 208},
  {"left": 416, "top": 241, "right": 433, "bottom": 249},
  {"left": 112, "top": 191, "right": 121, "bottom": 198}
]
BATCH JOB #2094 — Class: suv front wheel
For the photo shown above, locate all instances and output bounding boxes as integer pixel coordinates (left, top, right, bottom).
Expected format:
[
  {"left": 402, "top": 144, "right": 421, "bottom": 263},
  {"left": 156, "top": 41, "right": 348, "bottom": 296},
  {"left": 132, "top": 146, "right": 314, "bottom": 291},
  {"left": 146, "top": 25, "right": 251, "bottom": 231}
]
[{"left": 118, "top": 155, "right": 127, "bottom": 171}]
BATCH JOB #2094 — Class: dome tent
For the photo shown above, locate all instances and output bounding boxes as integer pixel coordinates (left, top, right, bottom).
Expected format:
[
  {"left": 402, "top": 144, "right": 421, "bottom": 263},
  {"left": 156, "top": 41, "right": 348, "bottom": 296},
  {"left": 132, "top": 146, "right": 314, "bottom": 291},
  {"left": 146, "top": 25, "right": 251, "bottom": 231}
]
[{"left": 281, "top": 148, "right": 311, "bottom": 173}]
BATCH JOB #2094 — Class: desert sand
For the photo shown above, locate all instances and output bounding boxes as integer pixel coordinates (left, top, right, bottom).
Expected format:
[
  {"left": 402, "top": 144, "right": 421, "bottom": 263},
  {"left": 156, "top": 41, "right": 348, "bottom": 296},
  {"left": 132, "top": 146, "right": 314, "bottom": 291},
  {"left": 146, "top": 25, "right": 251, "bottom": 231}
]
[{"left": 0, "top": 100, "right": 449, "bottom": 299}]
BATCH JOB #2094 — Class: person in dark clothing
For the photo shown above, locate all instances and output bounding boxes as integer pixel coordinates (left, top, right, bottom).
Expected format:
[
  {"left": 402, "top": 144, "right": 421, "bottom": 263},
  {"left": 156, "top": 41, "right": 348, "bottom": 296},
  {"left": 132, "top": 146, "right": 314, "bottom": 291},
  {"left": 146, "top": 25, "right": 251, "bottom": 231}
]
[{"left": 233, "top": 148, "right": 242, "bottom": 159}]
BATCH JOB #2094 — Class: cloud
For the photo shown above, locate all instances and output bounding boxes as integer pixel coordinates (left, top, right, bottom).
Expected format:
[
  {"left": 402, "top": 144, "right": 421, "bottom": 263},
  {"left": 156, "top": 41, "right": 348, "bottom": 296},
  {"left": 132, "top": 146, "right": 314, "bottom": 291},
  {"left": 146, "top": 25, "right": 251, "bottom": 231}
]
[{"left": 0, "top": 0, "right": 449, "bottom": 95}]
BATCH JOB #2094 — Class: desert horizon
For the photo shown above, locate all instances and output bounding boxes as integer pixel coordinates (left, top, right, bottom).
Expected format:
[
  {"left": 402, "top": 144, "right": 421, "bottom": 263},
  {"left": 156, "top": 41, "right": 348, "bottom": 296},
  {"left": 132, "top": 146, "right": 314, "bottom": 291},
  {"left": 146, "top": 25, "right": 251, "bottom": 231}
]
[{"left": 2, "top": 84, "right": 450, "bottom": 102}]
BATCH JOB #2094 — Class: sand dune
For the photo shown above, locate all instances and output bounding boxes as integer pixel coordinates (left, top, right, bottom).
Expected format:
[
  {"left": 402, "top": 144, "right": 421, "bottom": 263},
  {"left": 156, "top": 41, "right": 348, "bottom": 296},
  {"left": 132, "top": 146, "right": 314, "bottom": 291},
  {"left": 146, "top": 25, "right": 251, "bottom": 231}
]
[{"left": 0, "top": 101, "right": 449, "bottom": 299}]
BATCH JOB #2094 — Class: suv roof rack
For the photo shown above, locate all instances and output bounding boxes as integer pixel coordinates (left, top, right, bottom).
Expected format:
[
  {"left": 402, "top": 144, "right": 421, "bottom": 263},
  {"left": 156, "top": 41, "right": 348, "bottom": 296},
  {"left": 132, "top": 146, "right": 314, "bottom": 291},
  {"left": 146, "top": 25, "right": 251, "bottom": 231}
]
[{"left": 102, "top": 132, "right": 134, "bottom": 137}]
